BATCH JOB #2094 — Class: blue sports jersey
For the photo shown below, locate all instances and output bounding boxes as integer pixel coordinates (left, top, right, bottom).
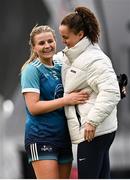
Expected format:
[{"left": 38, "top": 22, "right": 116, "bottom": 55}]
[{"left": 21, "top": 58, "right": 71, "bottom": 148}]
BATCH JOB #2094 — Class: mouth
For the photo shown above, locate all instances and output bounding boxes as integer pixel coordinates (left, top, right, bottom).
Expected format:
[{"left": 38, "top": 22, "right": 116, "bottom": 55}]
[{"left": 42, "top": 49, "right": 55, "bottom": 54}]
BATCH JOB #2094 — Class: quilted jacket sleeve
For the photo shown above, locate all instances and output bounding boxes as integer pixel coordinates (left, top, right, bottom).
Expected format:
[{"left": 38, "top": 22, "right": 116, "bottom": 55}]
[{"left": 85, "top": 57, "right": 120, "bottom": 127}]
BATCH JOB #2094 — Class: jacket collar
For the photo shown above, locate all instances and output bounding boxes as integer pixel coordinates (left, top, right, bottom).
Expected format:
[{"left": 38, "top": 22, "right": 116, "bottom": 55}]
[{"left": 63, "top": 37, "right": 91, "bottom": 63}]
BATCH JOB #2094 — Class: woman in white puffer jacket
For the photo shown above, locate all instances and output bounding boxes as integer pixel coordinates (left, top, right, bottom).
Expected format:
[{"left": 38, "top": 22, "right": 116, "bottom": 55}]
[{"left": 59, "top": 6, "right": 121, "bottom": 179}]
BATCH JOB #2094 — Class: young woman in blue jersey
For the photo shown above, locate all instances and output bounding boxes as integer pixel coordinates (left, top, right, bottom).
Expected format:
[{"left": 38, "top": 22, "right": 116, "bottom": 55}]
[
  {"left": 21, "top": 25, "right": 88, "bottom": 179},
  {"left": 59, "top": 6, "right": 121, "bottom": 179}
]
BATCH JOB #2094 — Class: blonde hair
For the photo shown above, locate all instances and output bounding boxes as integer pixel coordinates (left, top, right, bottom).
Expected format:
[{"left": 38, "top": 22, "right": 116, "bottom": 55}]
[{"left": 21, "top": 25, "right": 56, "bottom": 71}]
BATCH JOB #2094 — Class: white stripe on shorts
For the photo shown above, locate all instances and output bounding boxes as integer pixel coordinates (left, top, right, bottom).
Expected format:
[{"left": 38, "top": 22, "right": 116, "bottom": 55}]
[
  {"left": 30, "top": 143, "right": 39, "bottom": 161},
  {"left": 34, "top": 143, "right": 39, "bottom": 160}
]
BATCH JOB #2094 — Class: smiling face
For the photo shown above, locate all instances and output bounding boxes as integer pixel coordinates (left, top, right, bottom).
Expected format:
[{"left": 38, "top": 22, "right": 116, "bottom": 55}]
[
  {"left": 59, "top": 25, "right": 84, "bottom": 48},
  {"left": 33, "top": 31, "right": 56, "bottom": 65}
]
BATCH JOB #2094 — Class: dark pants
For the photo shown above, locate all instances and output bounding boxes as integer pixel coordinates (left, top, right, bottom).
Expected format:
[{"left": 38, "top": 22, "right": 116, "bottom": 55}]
[{"left": 77, "top": 131, "right": 116, "bottom": 179}]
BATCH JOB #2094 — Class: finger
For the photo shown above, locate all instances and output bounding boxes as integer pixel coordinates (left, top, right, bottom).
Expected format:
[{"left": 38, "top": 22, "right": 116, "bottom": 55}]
[
  {"left": 86, "top": 131, "right": 94, "bottom": 142},
  {"left": 85, "top": 130, "right": 90, "bottom": 140},
  {"left": 84, "top": 129, "right": 87, "bottom": 140},
  {"left": 78, "top": 95, "right": 89, "bottom": 101},
  {"left": 76, "top": 99, "right": 87, "bottom": 104},
  {"left": 78, "top": 91, "right": 89, "bottom": 96},
  {"left": 86, "top": 137, "right": 93, "bottom": 142},
  {"left": 90, "top": 131, "right": 95, "bottom": 139}
]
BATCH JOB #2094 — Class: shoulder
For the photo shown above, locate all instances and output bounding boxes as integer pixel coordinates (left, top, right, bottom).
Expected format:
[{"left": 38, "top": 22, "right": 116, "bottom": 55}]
[
  {"left": 21, "top": 60, "right": 41, "bottom": 85},
  {"left": 21, "top": 61, "right": 41, "bottom": 93},
  {"left": 53, "top": 51, "right": 64, "bottom": 65},
  {"left": 74, "top": 44, "right": 111, "bottom": 69},
  {"left": 21, "top": 60, "right": 42, "bottom": 75}
]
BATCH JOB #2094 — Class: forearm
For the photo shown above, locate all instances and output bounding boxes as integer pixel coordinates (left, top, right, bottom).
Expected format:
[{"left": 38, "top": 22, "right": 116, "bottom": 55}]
[
  {"left": 24, "top": 91, "right": 88, "bottom": 116},
  {"left": 27, "top": 97, "right": 66, "bottom": 115},
  {"left": 87, "top": 90, "right": 120, "bottom": 126}
]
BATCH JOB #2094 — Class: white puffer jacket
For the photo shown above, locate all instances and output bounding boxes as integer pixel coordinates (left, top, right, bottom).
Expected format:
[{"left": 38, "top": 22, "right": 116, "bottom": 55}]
[{"left": 59, "top": 37, "right": 120, "bottom": 144}]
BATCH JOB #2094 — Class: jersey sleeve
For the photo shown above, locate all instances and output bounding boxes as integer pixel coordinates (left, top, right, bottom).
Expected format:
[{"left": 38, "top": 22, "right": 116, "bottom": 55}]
[{"left": 21, "top": 64, "right": 40, "bottom": 94}]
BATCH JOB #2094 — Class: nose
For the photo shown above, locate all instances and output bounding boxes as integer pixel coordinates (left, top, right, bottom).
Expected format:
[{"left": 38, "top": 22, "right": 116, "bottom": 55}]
[
  {"left": 62, "top": 39, "right": 67, "bottom": 45},
  {"left": 44, "top": 41, "right": 50, "bottom": 48}
]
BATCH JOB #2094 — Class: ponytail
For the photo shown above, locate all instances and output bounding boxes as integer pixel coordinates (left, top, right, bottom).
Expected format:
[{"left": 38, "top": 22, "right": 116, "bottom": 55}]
[{"left": 60, "top": 6, "right": 100, "bottom": 44}]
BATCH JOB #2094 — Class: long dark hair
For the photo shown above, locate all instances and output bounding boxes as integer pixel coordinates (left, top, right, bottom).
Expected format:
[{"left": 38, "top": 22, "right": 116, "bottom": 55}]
[{"left": 60, "top": 6, "right": 100, "bottom": 44}]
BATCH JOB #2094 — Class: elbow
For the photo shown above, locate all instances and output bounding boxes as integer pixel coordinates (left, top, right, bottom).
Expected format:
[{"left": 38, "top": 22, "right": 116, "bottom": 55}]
[
  {"left": 29, "top": 109, "right": 39, "bottom": 116},
  {"left": 108, "top": 86, "right": 121, "bottom": 104},
  {"left": 27, "top": 106, "right": 47, "bottom": 116},
  {"left": 112, "top": 91, "right": 121, "bottom": 106},
  {"left": 118, "top": 93, "right": 121, "bottom": 102},
  {"left": 116, "top": 88, "right": 121, "bottom": 103},
  {"left": 27, "top": 106, "right": 40, "bottom": 116},
  {"left": 30, "top": 111, "right": 39, "bottom": 116}
]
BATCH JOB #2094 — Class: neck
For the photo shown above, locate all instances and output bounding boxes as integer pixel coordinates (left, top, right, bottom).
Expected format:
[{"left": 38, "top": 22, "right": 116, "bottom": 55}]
[{"left": 39, "top": 58, "right": 53, "bottom": 66}]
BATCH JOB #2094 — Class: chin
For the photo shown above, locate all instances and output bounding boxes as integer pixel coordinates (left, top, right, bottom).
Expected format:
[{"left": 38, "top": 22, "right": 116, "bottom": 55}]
[
  {"left": 44, "top": 53, "right": 54, "bottom": 58},
  {"left": 44, "top": 54, "right": 54, "bottom": 59},
  {"left": 44, "top": 56, "right": 53, "bottom": 59},
  {"left": 67, "top": 45, "right": 72, "bottom": 48}
]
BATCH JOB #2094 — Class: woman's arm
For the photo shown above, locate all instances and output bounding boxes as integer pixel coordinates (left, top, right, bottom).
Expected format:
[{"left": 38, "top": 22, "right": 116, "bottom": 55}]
[{"left": 24, "top": 91, "right": 88, "bottom": 115}]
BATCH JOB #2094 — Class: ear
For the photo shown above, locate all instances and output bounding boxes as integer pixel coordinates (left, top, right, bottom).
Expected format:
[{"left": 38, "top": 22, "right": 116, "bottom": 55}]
[
  {"left": 78, "top": 31, "right": 84, "bottom": 39},
  {"left": 32, "top": 46, "right": 35, "bottom": 52},
  {"left": 32, "top": 46, "right": 38, "bottom": 57},
  {"left": 32, "top": 46, "right": 37, "bottom": 54}
]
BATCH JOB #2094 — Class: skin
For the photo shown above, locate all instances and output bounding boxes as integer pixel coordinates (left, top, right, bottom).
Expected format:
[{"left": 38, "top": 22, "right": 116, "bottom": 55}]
[
  {"left": 59, "top": 25, "right": 96, "bottom": 142},
  {"left": 59, "top": 25, "right": 84, "bottom": 48},
  {"left": 32, "top": 160, "right": 72, "bottom": 179},
  {"left": 33, "top": 32, "right": 56, "bottom": 66},
  {"left": 24, "top": 31, "right": 89, "bottom": 179}
]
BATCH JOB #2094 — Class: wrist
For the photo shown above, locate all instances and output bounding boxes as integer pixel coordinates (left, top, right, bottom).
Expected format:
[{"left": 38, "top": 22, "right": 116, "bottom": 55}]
[
  {"left": 86, "top": 121, "right": 97, "bottom": 128},
  {"left": 61, "top": 96, "right": 67, "bottom": 106}
]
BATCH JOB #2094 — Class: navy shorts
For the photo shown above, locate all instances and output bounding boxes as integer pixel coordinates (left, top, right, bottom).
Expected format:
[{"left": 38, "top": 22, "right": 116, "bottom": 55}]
[{"left": 25, "top": 143, "right": 73, "bottom": 164}]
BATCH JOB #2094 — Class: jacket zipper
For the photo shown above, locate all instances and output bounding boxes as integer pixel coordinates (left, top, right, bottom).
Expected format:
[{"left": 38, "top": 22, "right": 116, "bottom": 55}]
[{"left": 75, "top": 105, "right": 81, "bottom": 128}]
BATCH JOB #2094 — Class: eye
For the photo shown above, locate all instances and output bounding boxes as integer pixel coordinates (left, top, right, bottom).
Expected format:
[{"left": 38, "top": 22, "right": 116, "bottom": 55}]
[
  {"left": 48, "top": 39, "right": 54, "bottom": 43},
  {"left": 62, "top": 36, "right": 68, "bottom": 40},
  {"left": 39, "top": 41, "right": 45, "bottom": 45}
]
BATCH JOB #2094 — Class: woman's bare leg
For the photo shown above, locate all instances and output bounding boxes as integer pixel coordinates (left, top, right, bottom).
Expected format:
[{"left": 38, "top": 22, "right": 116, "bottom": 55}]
[
  {"left": 32, "top": 160, "right": 59, "bottom": 179},
  {"left": 59, "top": 162, "right": 72, "bottom": 179}
]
